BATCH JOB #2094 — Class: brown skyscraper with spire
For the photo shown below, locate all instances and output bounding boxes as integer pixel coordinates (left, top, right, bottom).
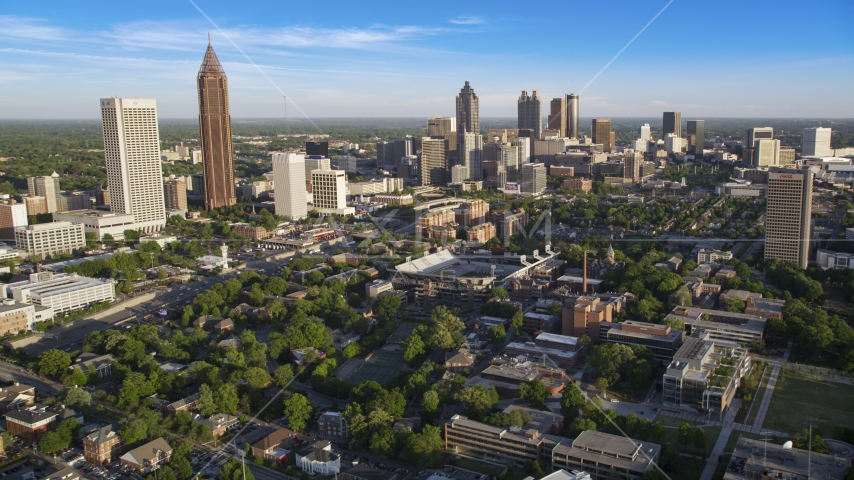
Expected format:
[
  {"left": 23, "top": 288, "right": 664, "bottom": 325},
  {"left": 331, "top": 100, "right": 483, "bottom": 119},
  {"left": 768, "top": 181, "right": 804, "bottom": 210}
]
[{"left": 197, "top": 37, "right": 236, "bottom": 210}]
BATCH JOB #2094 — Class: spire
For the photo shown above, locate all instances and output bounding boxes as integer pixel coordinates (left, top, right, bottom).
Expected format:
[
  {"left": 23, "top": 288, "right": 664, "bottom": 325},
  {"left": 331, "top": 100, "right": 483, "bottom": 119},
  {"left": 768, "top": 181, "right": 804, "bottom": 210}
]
[
  {"left": 198, "top": 41, "right": 225, "bottom": 76},
  {"left": 207, "top": 32, "right": 211, "bottom": 46}
]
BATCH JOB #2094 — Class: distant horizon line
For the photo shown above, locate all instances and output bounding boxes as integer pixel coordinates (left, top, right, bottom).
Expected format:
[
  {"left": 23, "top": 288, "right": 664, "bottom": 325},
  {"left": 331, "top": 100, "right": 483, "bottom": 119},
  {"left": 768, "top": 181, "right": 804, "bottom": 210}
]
[{"left": 1, "top": 116, "right": 852, "bottom": 121}]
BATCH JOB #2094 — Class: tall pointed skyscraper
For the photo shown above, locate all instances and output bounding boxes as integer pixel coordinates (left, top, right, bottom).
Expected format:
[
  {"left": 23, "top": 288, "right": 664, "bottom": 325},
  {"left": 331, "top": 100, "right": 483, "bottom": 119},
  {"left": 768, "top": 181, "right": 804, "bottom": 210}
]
[
  {"left": 456, "top": 81, "right": 480, "bottom": 136},
  {"left": 197, "top": 38, "right": 236, "bottom": 210}
]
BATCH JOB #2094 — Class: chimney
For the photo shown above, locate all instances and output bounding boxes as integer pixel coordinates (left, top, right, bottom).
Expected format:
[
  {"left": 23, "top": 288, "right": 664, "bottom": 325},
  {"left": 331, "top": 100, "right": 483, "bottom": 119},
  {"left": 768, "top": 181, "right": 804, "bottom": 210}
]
[{"left": 582, "top": 250, "right": 588, "bottom": 294}]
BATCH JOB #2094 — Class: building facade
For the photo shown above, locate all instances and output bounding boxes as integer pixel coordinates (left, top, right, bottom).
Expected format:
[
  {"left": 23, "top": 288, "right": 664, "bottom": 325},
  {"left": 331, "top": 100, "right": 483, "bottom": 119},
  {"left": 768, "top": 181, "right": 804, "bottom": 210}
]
[
  {"left": 591, "top": 119, "right": 612, "bottom": 152},
  {"left": 764, "top": 168, "right": 813, "bottom": 269},
  {"left": 311, "top": 170, "right": 354, "bottom": 215},
  {"left": 0, "top": 203, "right": 28, "bottom": 245},
  {"left": 197, "top": 41, "right": 236, "bottom": 210},
  {"left": 272, "top": 153, "right": 308, "bottom": 220},
  {"left": 99, "top": 98, "right": 166, "bottom": 233},
  {"left": 662, "top": 112, "right": 682, "bottom": 138},
  {"left": 517, "top": 91, "right": 542, "bottom": 140},
  {"left": 163, "top": 178, "right": 188, "bottom": 212},
  {"left": 14, "top": 222, "right": 85, "bottom": 258},
  {"left": 27, "top": 174, "right": 62, "bottom": 213}
]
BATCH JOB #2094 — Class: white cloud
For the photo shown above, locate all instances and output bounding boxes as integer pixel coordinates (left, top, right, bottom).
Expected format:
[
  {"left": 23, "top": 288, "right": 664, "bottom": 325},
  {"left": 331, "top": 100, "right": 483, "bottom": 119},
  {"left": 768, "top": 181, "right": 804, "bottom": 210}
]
[
  {"left": 0, "top": 15, "right": 70, "bottom": 42},
  {"left": 449, "top": 16, "right": 484, "bottom": 25}
]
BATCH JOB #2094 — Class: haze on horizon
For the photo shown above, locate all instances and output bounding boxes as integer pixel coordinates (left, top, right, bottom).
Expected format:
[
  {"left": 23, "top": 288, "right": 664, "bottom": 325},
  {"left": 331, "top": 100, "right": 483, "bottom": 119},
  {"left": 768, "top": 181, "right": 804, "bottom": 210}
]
[{"left": 1, "top": 0, "right": 852, "bottom": 120}]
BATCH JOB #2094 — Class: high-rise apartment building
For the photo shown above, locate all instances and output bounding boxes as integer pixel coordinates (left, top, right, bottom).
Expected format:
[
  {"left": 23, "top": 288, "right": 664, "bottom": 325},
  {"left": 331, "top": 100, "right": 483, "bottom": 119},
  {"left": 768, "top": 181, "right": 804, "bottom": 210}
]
[
  {"left": 639, "top": 123, "right": 651, "bottom": 142},
  {"left": 0, "top": 203, "right": 28, "bottom": 244},
  {"left": 802, "top": 127, "right": 832, "bottom": 157},
  {"left": 517, "top": 91, "right": 542, "bottom": 140},
  {"left": 591, "top": 119, "right": 612, "bottom": 152},
  {"left": 459, "top": 132, "right": 484, "bottom": 180},
  {"left": 421, "top": 138, "right": 448, "bottom": 186},
  {"left": 428, "top": 117, "right": 456, "bottom": 138},
  {"left": 197, "top": 40, "right": 236, "bottom": 210},
  {"left": 687, "top": 120, "right": 705, "bottom": 156},
  {"left": 547, "top": 98, "right": 566, "bottom": 136},
  {"left": 566, "top": 94, "right": 579, "bottom": 139},
  {"left": 272, "top": 153, "right": 307, "bottom": 220},
  {"left": 26, "top": 173, "right": 61, "bottom": 213},
  {"left": 521, "top": 163, "right": 546, "bottom": 195},
  {"left": 663, "top": 112, "right": 682, "bottom": 138},
  {"left": 99, "top": 98, "right": 166, "bottom": 233},
  {"left": 456, "top": 81, "right": 480, "bottom": 136},
  {"left": 624, "top": 151, "right": 642, "bottom": 182},
  {"left": 765, "top": 168, "right": 813, "bottom": 269},
  {"left": 163, "top": 178, "right": 188, "bottom": 212},
  {"left": 311, "top": 170, "right": 354, "bottom": 215}
]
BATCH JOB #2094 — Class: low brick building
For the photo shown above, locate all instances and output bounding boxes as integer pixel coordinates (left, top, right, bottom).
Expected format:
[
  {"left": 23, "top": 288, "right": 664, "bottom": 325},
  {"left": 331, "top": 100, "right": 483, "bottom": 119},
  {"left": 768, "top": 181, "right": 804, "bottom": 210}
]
[
  {"left": 119, "top": 437, "right": 172, "bottom": 474},
  {"left": 83, "top": 425, "right": 122, "bottom": 465}
]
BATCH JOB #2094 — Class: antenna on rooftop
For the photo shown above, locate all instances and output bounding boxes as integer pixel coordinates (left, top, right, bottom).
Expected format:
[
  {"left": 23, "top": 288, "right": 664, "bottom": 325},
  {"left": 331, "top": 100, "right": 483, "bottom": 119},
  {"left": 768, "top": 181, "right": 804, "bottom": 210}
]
[{"left": 283, "top": 95, "right": 289, "bottom": 135}]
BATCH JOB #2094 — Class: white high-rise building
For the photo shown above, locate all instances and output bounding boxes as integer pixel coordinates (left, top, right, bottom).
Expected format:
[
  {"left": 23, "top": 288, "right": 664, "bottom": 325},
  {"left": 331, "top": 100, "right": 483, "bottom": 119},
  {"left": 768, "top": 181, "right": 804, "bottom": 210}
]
[
  {"left": 664, "top": 133, "right": 684, "bottom": 154},
  {"left": 754, "top": 139, "right": 781, "bottom": 166},
  {"left": 512, "top": 137, "right": 531, "bottom": 165},
  {"left": 459, "top": 132, "right": 484, "bottom": 180},
  {"left": 0, "top": 203, "right": 28, "bottom": 244},
  {"left": 272, "top": 153, "right": 308, "bottom": 220},
  {"left": 802, "top": 127, "right": 832, "bottom": 157},
  {"left": 520, "top": 163, "right": 546, "bottom": 195},
  {"left": 639, "top": 123, "right": 651, "bottom": 142},
  {"left": 311, "top": 170, "right": 355, "bottom": 216},
  {"left": 99, "top": 98, "right": 166, "bottom": 233}
]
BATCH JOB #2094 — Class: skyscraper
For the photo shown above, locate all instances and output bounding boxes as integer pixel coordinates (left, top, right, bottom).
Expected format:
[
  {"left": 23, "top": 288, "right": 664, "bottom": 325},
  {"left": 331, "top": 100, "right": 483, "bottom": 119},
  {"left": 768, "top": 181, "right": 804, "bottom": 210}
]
[
  {"left": 765, "top": 168, "right": 813, "bottom": 269},
  {"left": 427, "top": 117, "right": 456, "bottom": 138},
  {"left": 459, "top": 132, "right": 484, "bottom": 180},
  {"left": 421, "top": 137, "right": 448, "bottom": 186},
  {"left": 745, "top": 127, "right": 774, "bottom": 165},
  {"left": 272, "top": 153, "right": 307, "bottom": 220},
  {"left": 754, "top": 139, "right": 781, "bottom": 166},
  {"left": 662, "top": 112, "right": 682, "bottom": 138},
  {"left": 0, "top": 203, "right": 27, "bottom": 244},
  {"left": 456, "top": 81, "right": 480, "bottom": 136},
  {"left": 639, "top": 123, "right": 651, "bottom": 142},
  {"left": 305, "top": 141, "right": 329, "bottom": 157},
  {"left": 311, "top": 170, "right": 354, "bottom": 215},
  {"left": 566, "top": 94, "right": 579, "bottom": 139},
  {"left": 163, "top": 178, "right": 188, "bottom": 212},
  {"left": 592, "top": 119, "right": 612, "bottom": 152},
  {"left": 26, "top": 173, "right": 61, "bottom": 213},
  {"left": 547, "top": 98, "right": 566, "bottom": 136},
  {"left": 99, "top": 98, "right": 166, "bottom": 233},
  {"left": 520, "top": 163, "right": 546, "bottom": 195},
  {"left": 517, "top": 91, "right": 542, "bottom": 140},
  {"left": 624, "top": 151, "right": 642, "bottom": 182},
  {"left": 197, "top": 40, "right": 236, "bottom": 211},
  {"left": 687, "top": 120, "right": 705, "bottom": 157},
  {"left": 375, "top": 141, "right": 395, "bottom": 167},
  {"left": 802, "top": 127, "right": 832, "bottom": 157}
]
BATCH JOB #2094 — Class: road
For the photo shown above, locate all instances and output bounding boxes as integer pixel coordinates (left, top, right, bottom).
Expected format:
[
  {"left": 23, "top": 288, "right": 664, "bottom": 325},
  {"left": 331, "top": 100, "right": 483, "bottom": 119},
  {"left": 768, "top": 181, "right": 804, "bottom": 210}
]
[{"left": 0, "top": 361, "right": 62, "bottom": 396}]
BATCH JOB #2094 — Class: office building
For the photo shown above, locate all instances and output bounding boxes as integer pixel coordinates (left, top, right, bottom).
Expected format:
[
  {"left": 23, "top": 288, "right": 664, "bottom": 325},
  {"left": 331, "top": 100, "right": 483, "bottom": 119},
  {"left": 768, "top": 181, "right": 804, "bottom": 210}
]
[
  {"left": 521, "top": 163, "right": 546, "bottom": 195},
  {"left": 375, "top": 141, "right": 394, "bottom": 167},
  {"left": 753, "top": 139, "right": 780, "bottom": 166},
  {"left": 687, "top": 120, "right": 704, "bottom": 156},
  {"left": 23, "top": 196, "right": 47, "bottom": 216},
  {"left": 744, "top": 127, "right": 774, "bottom": 164},
  {"left": 662, "top": 112, "right": 681, "bottom": 138},
  {"left": 602, "top": 321, "right": 683, "bottom": 362},
  {"left": 305, "top": 141, "right": 329, "bottom": 157},
  {"left": 456, "top": 81, "right": 480, "bottom": 136},
  {"left": 272, "top": 153, "right": 308, "bottom": 220},
  {"left": 547, "top": 97, "right": 566, "bottom": 137},
  {"left": 802, "top": 127, "right": 832, "bottom": 157},
  {"left": 52, "top": 210, "right": 137, "bottom": 241},
  {"left": 591, "top": 119, "right": 612, "bottom": 152},
  {"left": 517, "top": 91, "right": 542, "bottom": 139},
  {"left": 163, "top": 178, "right": 188, "bottom": 212},
  {"left": 567, "top": 94, "right": 579, "bottom": 139},
  {"left": 0, "top": 203, "right": 28, "bottom": 244},
  {"left": 428, "top": 117, "right": 456, "bottom": 138},
  {"left": 552, "top": 430, "right": 661, "bottom": 480},
  {"left": 451, "top": 165, "right": 467, "bottom": 184},
  {"left": 197, "top": 40, "right": 236, "bottom": 210},
  {"left": 0, "top": 301, "right": 54, "bottom": 336},
  {"left": 99, "top": 98, "right": 166, "bottom": 233},
  {"left": 778, "top": 147, "right": 795, "bottom": 165},
  {"left": 662, "top": 335, "right": 751, "bottom": 418},
  {"left": 5, "top": 272, "right": 115, "bottom": 314},
  {"left": 311, "top": 170, "right": 354, "bottom": 215},
  {"left": 512, "top": 137, "right": 531, "bottom": 165},
  {"left": 393, "top": 138, "right": 413, "bottom": 165},
  {"left": 624, "top": 151, "right": 641, "bottom": 182},
  {"left": 304, "top": 156, "right": 330, "bottom": 181},
  {"left": 421, "top": 137, "right": 448, "bottom": 186},
  {"left": 665, "top": 306, "right": 766, "bottom": 344},
  {"left": 765, "top": 168, "right": 813, "bottom": 269},
  {"left": 27, "top": 173, "right": 62, "bottom": 213},
  {"left": 664, "top": 133, "right": 684, "bottom": 154},
  {"left": 639, "top": 123, "right": 651, "bottom": 142},
  {"left": 459, "top": 132, "right": 484, "bottom": 180},
  {"left": 445, "top": 405, "right": 564, "bottom": 467},
  {"left": 14, "top": 222, "right": 85, "bottom": 258}
]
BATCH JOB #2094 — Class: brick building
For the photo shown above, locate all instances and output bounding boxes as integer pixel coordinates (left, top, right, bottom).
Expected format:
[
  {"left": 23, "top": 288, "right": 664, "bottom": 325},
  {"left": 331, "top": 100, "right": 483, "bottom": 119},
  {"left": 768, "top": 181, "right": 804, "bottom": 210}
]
[{"left": 83, "top": 425, "right": 122, "bottom": 465}]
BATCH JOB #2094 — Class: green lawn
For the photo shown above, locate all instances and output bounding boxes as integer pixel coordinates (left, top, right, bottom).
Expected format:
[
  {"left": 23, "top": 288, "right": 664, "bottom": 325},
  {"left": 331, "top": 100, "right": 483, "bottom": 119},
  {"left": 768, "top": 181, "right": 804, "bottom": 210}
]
[
  {"left": 657, "top": 416, "right": 722, "bottom": 457},
  {"left": 763, "top": 372, "right": 854, "bottom": 434},
  {"left": 744, "top": 366, "right": 771, "bottom": 426},
  {"left": 672, "top": 457, "right": 706, "bottom": 480}
]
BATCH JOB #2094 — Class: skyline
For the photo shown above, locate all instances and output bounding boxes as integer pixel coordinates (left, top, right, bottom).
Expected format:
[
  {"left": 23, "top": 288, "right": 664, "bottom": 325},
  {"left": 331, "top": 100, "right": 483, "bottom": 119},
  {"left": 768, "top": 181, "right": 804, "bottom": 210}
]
[{"left": 1, "top": 0, "right": 853, "bottom": 119}]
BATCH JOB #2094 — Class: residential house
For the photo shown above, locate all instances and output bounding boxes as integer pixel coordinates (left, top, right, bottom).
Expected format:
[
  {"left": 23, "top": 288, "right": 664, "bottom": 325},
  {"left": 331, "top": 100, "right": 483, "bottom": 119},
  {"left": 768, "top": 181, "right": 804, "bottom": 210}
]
[
  {"left": 212, "top": 318, "right": 234, "bottom": 334},
  {"left": 192, "top": 315, "right": 221, "bottom": 330},
  {"left": 291, "top": 347, "right": 326, "bottom": 368},
  {"left": 0, "top": 382, "right": 36, "bottom": 413},
  {"left": 194, "top": 413, "right": 239, "bottom": 437},
  {"left": 165, "top": 393, "right": 200, "bottom": 414},
  {"left": 251, "top": 428, "right": 298, "bottom": 464},
  {"left": 218, "top": 335, "right": 243, "bottom": 350},
  {"left": 444, "top": 348, "right": 476, "bottom": 373},
  {"left": 119, "top": 437, "right": 172, "bottom": 474},
  {"left": 317, "top": 412, "right": 348, "bottom": 438}
]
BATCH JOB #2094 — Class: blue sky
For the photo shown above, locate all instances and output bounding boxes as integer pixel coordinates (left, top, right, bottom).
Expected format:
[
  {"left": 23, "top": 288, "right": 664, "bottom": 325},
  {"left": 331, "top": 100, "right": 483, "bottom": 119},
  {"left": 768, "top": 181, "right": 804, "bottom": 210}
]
[{"left": 1, "top": 0, "right": 853, "bottom": 119}]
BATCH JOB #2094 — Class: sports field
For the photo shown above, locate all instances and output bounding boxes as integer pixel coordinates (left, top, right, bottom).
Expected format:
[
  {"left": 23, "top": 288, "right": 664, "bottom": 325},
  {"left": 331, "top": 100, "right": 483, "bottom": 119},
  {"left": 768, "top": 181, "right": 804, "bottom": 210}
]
[{"left": 763, "top": 373, "right": 854, "bottom": 433}]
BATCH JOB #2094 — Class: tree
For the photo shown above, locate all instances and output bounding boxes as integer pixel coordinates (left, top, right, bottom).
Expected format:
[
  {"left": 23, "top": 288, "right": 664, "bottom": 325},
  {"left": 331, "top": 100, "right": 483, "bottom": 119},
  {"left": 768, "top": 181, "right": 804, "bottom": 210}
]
[
  {"left": 244, "top": 367, "right": 271, "bottom": 389},
  {"left": 197, "top": 384, "right": 217, "bottom": 416},
  {"left": 402, "top": 331, "right": 426, "bottom": 363},
  {"left": 422, "top": 390, "right": 439, "bottom": 415},
  {"left": 373, "top": 294, "right": 402, "bottom": 320},
  {"left": 39, "top": 349, "right": 71, "bottom": 378},
  {"left": 693, "top": 427, "right": 707, "bottom": 455},
  {"left": 457, "top": 385, "right": 499, "bottom": 419},
  {"left": 403, "top": 425, "right": 445, "bottom": 466},
  {"left": 59, "top": 387, "right": 91, "bottom": 407},
  {"left": 572, "top": 417, "right": 597, "bottom": 435},
  {"left": 273, "top": 365, "right": 294, "bottom": 387},
  {"left": 425, "top": 306, "right": 465, "bottom": 350},
  {"left": 488, "top": 287, "right": 508, "bottom": 299},
  {"left": 560, "top": 383, "right": 586, "bottom": 417},
  {"left": 735, "top": 262, "right": 751, "bottom": 278},
  {"left": 723, "top": 296, "right": 746, "bottom": 313},
  {"left": 488, "top": 324, "right": 506, "bottom": 344},
  {"left": 220, "top": 458, "right": 255, "bottom": 480},
  {"left": 282, "top": 393, "right": 313, "bottom": 431},
  {"left": 678, "top": 423, "right": 694, "bottom": 447},
  {"left": 120, "top": 418, "right": 148, "bottom": 446},
  {"left": 216, "top": 384, "right": 240, "bottom": 415},
  {"left": 39, "top": 418, "right": 77, "bottom": 454},
  {"left": 519, "top": 379, "right": 549, "bottom": 405},
  {"left": 511, "top": 311, "right": 524, "bottom": 332},
  {"left": 342, "top": 342, "right": 361, "bottom": 359}
]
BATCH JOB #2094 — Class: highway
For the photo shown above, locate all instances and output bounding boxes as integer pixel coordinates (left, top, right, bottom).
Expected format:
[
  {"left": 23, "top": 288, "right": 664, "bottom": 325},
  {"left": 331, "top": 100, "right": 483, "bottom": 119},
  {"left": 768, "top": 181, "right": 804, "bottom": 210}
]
[{"left": 0, "top": 361, "right": 62, "bottom": 396}]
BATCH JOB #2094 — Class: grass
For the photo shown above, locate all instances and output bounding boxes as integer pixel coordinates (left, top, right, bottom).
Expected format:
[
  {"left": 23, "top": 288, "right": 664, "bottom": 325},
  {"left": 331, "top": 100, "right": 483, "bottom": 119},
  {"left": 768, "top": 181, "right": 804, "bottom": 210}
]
[
  {"left": 672, "top": 457, "right": 707, "bottom": 480},
  {"left": 744, "top": 365, "right": 771, "bottom": 426},
  {"left": 762, "top": 371, "right": 854, "bottom": 435},
  {"left": 733, "top": 364, "right": 767, "bottom": 425},
  {"left": 450, "top": 457, "right": 507, "bottom": 477},
  {"left": 657, "top": 416, "right": 722, "bottom": 457}
]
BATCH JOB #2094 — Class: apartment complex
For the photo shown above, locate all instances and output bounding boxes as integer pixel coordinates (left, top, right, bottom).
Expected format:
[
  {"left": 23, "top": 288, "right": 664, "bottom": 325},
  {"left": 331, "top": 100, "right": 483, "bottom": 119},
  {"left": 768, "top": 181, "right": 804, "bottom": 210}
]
[
  {"left": 163, "top": 178, "right": 188, "bottom": 212},
  {"left": 563, "top": 178, "right": 592, "bottom": 193},
  {"left": 5, "top": 272, "right": 115, "bottom": 314},
  {"left": 696, "top": 249, "right": 732, "bottom": 263},
  {"left": 602, "top": 321, "right": 684, "bottom": 362},
  {"left": 455, "top": 200, "right": 488, "bottom": 227},
  {"left": 83, "top": 425, "right": 122, "bottom": 465},
  {"left": 445, "top": 405, "right": 564, "bottom": 467},
  {"left": 197, "top": 42, "right": 236, "bottom": 210},
  {"left": 464, "top": 222, "right": 496, "bottom": 243},
  {"left": 421, "top": 137, "right": 448, "bottom": 186},
  {"left": 14, "top": 222, "right": 85, "bottom": 258},
  {"left": 662, "top": 335, "right": 751, "bottom": 417},
  {"left": 764, "top": 168, "right": 813, "bottom": 269},
  {"left": 272, "top": 153, "right": 308, "bottom": 220},
  {"left": 317, "top": 411, "right": 348, "bottom": 438},
  {"left": 552, "top": 430, "right": 661, "bottom": 480}
]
